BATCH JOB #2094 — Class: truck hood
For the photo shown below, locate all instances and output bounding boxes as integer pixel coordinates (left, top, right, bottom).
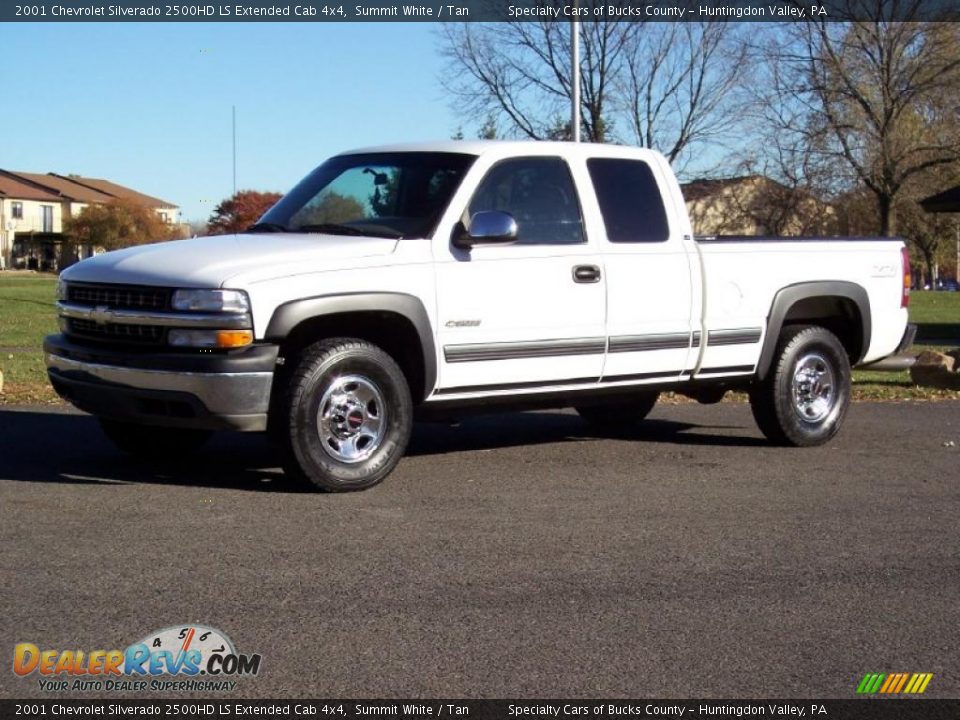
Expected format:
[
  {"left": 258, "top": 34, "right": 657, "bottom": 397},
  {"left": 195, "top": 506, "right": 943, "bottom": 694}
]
[{"left": 61, "top": 232, "right": 400, "bottom": 288}]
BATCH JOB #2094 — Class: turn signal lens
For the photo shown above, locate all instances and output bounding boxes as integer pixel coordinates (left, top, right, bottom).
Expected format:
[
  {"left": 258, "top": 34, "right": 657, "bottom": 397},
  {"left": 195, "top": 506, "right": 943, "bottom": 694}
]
[{"left": 215, "top": 330, "right": 254, "bottom": 348}]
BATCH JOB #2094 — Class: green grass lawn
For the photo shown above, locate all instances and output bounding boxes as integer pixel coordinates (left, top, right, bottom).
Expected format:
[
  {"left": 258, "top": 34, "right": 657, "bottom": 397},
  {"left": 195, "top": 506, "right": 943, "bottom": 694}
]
[
  {"left": 0, "top": 274, "right": 59, "bottom": 403},
  {"left": 0, "top": 274, "right": 58, "bottom": 348},
  {"left": 910, "top": 289, "right": 960, "bottom": 341},
  {"left": 0, "top": 274, "right": 957, "bottom": 404}
]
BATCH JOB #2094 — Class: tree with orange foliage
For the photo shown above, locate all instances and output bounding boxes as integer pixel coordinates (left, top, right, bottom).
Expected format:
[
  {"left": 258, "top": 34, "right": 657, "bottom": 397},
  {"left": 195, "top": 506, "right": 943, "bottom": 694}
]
[
  {"left": 65, "top": 198, "right": 182, "bottom": 252},
  {"left": 207, "top": 190, "right": 283, "bottom": 235}
]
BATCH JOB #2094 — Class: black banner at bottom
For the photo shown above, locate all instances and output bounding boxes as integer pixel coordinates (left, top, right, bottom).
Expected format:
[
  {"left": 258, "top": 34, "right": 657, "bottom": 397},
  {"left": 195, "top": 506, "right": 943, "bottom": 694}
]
[{"left": 3, "top": 699, "right": 960, "bottom": 720}]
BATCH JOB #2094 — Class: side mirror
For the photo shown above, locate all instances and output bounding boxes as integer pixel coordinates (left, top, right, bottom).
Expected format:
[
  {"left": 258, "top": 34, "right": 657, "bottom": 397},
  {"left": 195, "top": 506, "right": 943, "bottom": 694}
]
[{"left": 453, "top": 211, "right": 518, "bottom": 250}]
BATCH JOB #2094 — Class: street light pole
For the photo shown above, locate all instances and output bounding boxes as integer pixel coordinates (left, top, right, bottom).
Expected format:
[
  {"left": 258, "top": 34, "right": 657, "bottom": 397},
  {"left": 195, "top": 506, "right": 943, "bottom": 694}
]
[
  {"left": 232, "top": 105, "right": 237, "bottom": 196},
  {"left": 571, "top": 15, "right": 580, "bottom": 143}
]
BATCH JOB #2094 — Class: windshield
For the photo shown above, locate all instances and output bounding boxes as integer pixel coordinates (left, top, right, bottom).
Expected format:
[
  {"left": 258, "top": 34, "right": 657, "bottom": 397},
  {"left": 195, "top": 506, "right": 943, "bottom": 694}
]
[{"left": 256, "top": 152, "right": 476, "bottom": 239}]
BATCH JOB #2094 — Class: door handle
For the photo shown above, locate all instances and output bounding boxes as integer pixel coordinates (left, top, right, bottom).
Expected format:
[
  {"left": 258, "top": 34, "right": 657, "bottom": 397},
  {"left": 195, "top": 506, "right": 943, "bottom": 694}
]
[{"left": 572, "top": 264, "right": 601, "bottom": 283}]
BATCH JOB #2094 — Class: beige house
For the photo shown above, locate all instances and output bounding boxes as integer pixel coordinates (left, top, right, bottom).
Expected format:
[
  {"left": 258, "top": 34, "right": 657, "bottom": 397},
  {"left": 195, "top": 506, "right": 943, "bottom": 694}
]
[
  {"left": 0, "top": 175, "right": 64, "bottom": 271},
  {"left": 0, "top": 170, "right": 179, "bottom": 271},
  {"left": 682, "top": 175, "right": 837, "bottom": 237}
]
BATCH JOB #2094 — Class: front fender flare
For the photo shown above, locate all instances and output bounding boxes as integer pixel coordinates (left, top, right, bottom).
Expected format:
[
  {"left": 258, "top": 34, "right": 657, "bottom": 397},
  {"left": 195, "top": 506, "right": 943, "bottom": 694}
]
[{"left": 264, "top": 292, "right": 436, "bottom": 401}]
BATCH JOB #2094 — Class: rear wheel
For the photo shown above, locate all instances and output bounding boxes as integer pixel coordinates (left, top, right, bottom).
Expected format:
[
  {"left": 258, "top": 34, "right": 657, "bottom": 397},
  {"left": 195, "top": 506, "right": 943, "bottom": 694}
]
[
  {"left": 576, "top": 391, "right": 659, "bottom": 429},
  {"left": 749, "top": 325, "right": 851, "bottom": 446},
  {"left": 99, "top": 419, "right": 211, "bottom": 458},
  {"left": 277, "top": 338, "right": 413, "bottom": 492}
]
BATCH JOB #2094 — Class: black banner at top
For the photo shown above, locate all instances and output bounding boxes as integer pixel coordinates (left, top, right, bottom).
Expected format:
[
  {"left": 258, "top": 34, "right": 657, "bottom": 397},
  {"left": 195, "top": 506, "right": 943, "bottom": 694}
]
[
  {"left": 4, "top": 0, "right": 960, "bottom": 23},
  {"left": 4, "top": 700, "right": 960, "bottom": 720}
]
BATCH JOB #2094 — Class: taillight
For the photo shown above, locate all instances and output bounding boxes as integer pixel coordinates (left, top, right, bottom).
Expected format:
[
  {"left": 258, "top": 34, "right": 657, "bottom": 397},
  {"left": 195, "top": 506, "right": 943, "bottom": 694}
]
[{"left": 901, "top": 246, "right": 911, "bottom": 308}]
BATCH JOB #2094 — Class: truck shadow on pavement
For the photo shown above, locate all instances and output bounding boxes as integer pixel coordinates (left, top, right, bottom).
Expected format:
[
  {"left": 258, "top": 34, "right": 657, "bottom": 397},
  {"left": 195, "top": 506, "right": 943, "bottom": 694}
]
[{"left": 0, "top": 407, "right": 766, "bottom": 492}]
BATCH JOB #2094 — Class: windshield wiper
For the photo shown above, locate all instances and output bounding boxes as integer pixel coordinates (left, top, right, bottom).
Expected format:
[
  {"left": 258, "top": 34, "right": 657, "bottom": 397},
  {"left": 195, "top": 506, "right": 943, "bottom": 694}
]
[
  {"left": 296, "top": 223, "right": 401, "bottom": 239},
  {"left": 246, "top": 222, "right": 291, "bottom": 233}
]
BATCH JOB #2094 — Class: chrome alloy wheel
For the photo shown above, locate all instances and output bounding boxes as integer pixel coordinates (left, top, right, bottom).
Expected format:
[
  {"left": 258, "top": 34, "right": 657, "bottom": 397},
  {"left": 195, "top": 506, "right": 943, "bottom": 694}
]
[
  {"left": 317, "top": 375, "right": 387, "bottom": 463},
  {"left": 791, "top": 353, "right": 835, "bottom": 423}
]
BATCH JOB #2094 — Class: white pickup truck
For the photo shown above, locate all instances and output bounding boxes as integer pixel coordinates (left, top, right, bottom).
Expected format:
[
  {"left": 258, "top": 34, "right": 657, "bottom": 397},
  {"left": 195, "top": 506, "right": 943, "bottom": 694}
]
[{"left": 45, "top": 141, "right": 914, "bottom": 491}]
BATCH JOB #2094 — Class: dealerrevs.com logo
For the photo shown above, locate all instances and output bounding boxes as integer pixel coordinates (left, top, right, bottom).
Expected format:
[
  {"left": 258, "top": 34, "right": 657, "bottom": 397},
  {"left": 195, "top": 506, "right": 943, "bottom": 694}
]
[{"left": 13, "top": 625, "right": 261, "bottom": 693}]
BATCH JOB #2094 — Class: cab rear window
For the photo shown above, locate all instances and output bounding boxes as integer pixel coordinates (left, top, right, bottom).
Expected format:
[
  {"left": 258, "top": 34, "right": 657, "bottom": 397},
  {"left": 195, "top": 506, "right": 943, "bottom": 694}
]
[{"left": 587, "top": 158, "right": 669, "bottom": 243}]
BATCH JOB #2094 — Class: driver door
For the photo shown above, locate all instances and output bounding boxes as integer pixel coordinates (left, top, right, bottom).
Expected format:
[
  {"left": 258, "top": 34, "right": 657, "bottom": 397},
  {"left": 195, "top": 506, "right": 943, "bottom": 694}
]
[{"left": 433, "top": 156, "right": 607, "bottom": 395}]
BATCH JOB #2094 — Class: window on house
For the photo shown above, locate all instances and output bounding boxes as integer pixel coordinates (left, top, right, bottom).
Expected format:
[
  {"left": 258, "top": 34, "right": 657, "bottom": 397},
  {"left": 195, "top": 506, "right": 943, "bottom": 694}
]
[
  {"left": 40, "top": 205, "right": 54, "bottom": 233},
  {"left": 11, "top": 202, "right": 23, "bottom": 220}
]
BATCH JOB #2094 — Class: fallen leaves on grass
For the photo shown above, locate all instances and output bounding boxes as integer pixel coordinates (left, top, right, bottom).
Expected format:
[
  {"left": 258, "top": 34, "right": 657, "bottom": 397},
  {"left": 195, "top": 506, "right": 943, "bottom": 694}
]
[{"left": 0, "top": 381, "right": 61, "bottom": 405}]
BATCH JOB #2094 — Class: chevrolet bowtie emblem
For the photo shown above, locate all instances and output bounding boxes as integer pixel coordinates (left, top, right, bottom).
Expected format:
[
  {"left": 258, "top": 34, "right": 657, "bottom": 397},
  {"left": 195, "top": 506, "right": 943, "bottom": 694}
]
[{"left": 90, "top": 305, "right": 113, "bottom": 326}]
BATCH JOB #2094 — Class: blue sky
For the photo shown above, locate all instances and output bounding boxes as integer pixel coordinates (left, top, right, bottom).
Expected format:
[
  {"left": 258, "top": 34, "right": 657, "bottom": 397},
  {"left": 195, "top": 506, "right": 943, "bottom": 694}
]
[{"left": 0, "top": 23, "right": 463, "bottom": 222}]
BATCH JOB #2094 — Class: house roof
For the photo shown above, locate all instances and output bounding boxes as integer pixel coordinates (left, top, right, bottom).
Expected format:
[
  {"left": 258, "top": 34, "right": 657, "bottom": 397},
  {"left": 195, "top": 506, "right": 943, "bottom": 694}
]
[
  {"left": 920, "top": 185, "right": 960, "bottom": 213},
  {"left": 0, "top": 174, "right": 63, "bottom": 202},
  {"left": 0, "top": 170, "right": 177, "bottom": 209},
  {"left": 680, "top": 175, "right": 767, "bottom": 202},
  {"left": 5, "top": 171, "right": 115, "bottom": 204},
  {"left": 52, "top": 175, "right": 177, "bottom": 210}
]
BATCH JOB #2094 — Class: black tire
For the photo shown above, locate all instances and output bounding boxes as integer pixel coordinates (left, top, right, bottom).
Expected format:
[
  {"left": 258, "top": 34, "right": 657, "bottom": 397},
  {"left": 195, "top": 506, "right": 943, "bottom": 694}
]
[
  {"left": 277, "top": 338, "right": 412, "bottom": 492},
  {"left": 749, "top": 325, "right": 851, "bottom": 447},
  {"left": 576, "top": 391, "right": 659, "bottom": 429},
  {"left": 99, "top": 419, "right": 211, "bottom": 459}
]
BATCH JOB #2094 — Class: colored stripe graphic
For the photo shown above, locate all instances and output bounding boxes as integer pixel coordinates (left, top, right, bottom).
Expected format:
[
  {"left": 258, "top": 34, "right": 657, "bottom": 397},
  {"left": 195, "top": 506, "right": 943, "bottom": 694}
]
[
  {"left": 857, "top": 672, "right": 933, "bottom": 694},
  {"left": 856, "top": 673, "right": 884, "bottom": 693}
]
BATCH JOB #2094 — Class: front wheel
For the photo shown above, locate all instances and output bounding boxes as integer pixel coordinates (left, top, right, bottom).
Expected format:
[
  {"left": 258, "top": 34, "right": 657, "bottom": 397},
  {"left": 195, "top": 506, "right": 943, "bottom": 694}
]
[
  {"left": 99, "top": 419, "right": 211, "bottom": 458},
  {"left": 277, "top": 338, "right": 413, "bottom": 492},
  {"left": 749, "top": 325, "right": 851, "bottom": 447}
]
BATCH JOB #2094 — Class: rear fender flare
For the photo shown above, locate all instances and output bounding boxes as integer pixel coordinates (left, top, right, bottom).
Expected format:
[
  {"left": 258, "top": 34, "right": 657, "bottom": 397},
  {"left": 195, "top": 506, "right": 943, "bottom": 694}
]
[{"left": 758, "top": 281, "right": 870, "bottom": 380}]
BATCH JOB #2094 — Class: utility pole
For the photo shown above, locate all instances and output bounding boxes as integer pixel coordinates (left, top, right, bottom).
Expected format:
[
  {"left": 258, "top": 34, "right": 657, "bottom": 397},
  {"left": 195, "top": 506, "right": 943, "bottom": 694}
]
[
  {"left": 232, "top": 105, "right": 237, "bottom": 196},
  {"left": 571, "top": 14, "right": 580, "bottom": 143}
]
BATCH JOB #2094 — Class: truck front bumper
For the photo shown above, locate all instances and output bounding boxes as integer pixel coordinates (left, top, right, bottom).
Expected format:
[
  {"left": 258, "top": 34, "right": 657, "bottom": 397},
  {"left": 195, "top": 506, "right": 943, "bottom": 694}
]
[{"left": 43, "top": 334, "right": 278, "bottom": 431}]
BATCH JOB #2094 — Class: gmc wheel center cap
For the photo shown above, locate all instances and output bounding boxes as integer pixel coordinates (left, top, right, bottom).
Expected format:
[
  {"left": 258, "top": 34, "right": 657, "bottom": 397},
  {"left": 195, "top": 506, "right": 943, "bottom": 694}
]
[
  {"left": 346, "top": 409, "right": 364, "bottom": 429},
  {"left": 328, "top": 398, "right": 366, "bottom": 438}
]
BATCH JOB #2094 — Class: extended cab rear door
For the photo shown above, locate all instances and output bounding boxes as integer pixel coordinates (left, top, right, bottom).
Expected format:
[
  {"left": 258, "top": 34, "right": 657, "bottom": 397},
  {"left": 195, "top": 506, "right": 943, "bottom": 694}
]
[
  {"left": 582, "top": 151, "right": 700, "bottom": 382},
  {"left": 432, "top": 153, "right": 607, "bottom": 395}
]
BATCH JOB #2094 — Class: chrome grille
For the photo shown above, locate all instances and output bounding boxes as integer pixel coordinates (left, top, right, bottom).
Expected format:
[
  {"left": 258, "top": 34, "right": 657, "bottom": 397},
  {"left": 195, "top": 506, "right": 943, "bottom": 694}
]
[{"left": 66, "top": 283, "right": 171, "bottom": 311}]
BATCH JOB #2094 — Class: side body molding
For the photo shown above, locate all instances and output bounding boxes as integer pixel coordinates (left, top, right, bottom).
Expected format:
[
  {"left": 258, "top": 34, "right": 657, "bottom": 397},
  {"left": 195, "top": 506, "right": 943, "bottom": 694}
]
[
  {"left": 758, "top": 281, "right": 871, "bottom": 380},
  {"left": 264, "top": 292, "right": 437, "bottom": 401}
]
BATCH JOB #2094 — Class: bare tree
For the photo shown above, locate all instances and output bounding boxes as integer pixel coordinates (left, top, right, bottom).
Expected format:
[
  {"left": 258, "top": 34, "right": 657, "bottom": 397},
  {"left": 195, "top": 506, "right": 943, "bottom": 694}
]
[
  {"left": 899, "top": 164, "right": 960, "bottom": 284},
  {"left": 751, "top": 7, "right": 960, "bottom": 235},
  {"left": 440, "top": 13, "right": 633, "bottom": 142},
  {"left": 619, "top": 22, "right": 746, "bottom": 167},
  {"left": 439, "top": 16, "right": 746, "bottom": 163},
  {"left": 902, "top": 204, "right": 951, "bottom": 285}
]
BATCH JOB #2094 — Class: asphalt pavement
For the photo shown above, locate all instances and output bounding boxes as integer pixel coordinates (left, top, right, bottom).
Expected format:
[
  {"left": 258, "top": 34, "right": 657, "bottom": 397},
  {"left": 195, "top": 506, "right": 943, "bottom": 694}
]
[{"left": 1, "top": 401, "right": 958, "bottom": 699}]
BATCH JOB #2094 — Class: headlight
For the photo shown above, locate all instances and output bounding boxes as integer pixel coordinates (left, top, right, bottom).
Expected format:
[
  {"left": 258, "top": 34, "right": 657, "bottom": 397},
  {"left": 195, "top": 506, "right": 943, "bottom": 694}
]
[
  {"left": 56, "top": 280, "right": 68, "bottom": 301},
  {"left": 171, "top": 288, "right": 250, "bottom": 313},
  {"left": 168, "top": 329, "right": 254, "bottom": 349}
]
